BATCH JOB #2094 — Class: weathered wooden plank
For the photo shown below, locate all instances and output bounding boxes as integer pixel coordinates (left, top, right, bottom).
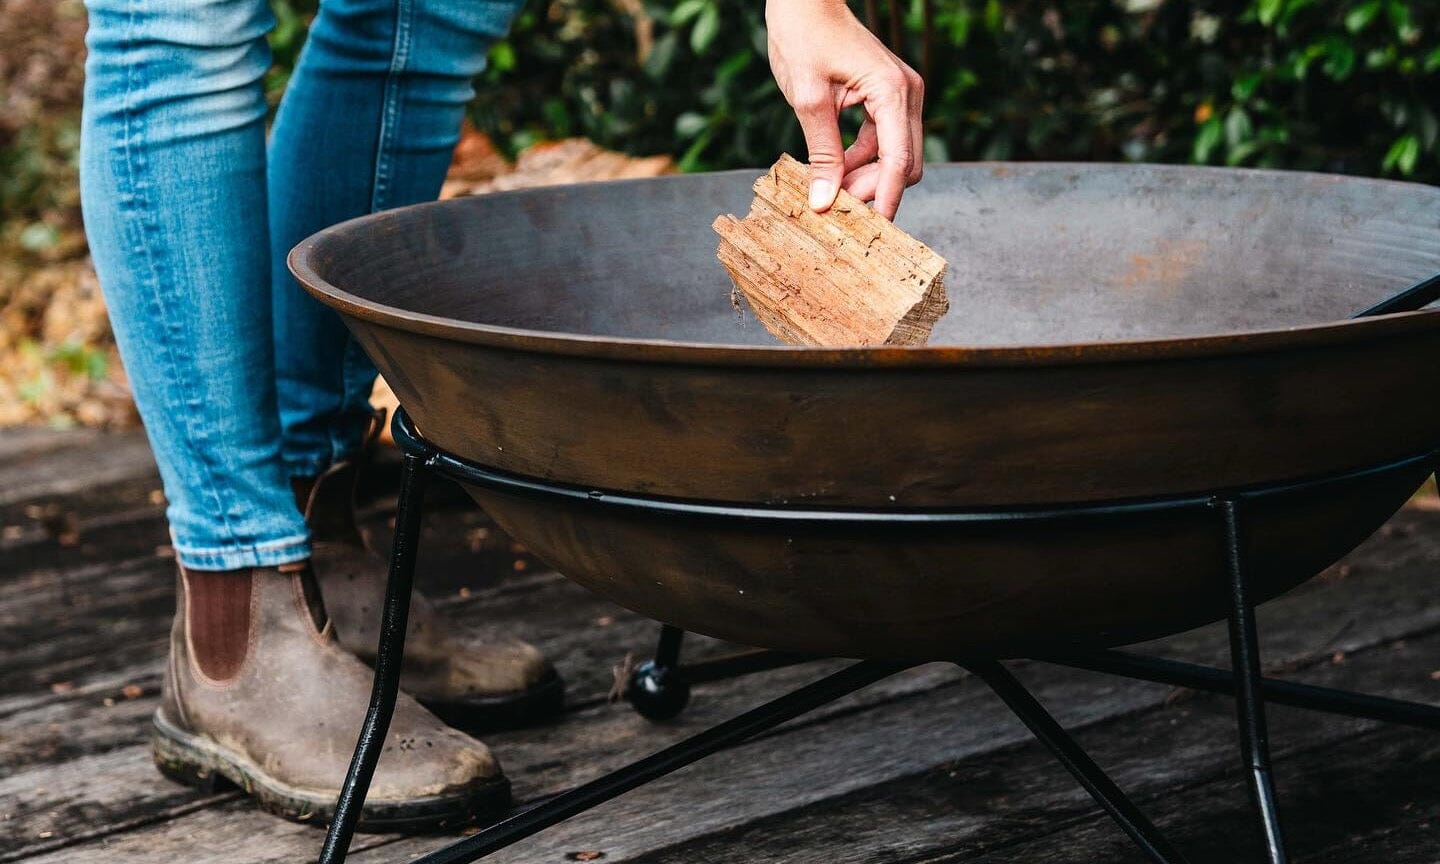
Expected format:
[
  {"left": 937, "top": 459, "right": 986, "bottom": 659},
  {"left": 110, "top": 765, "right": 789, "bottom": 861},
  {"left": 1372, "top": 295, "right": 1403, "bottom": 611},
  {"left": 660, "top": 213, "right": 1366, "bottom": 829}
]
[
  {"left": 8, "top": 619, "right": 1432, "bottom": 864},
  {"left": 0, "top": 497, "right": 545, "bottom": 707},
  {"left": 8, "top": 799, "right": 379, "bottom": 864},
  {"left": 7, "top": 504, "right": 1439, "bottom": 861},
  {"left": 0, "top": 747, "right": 240, "bottom": 863},
  {"left": 0, "top": 613, "right": 940, "bottom": 859},
  {"left": 0, "top": 428, "right": 87, "bottom": 462},
  {"left": 1, "top": 502, "right": 168, "bottom": 579},
  {"left": 0, "top": 430, "right": 154, "bottom": 509},
  {"left": 0, "top": 562, "right": 704, "bottom": 857},
  {"left": 358, "top": 629, "right": 1438, "bottom": 864},
  {"left": 615, "top": 635, "right": 1439, "bottom": 864},
  {"left": 954, "top": 727, "right": 1440, "bottom": 864}
]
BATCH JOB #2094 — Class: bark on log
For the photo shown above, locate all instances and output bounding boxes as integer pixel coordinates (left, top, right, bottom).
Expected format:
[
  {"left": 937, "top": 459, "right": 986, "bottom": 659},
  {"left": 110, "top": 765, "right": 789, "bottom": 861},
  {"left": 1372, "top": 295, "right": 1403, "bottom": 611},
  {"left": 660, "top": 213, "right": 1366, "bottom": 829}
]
[{"left": 713, "top": 154, "right": 949, "bottom": 347}]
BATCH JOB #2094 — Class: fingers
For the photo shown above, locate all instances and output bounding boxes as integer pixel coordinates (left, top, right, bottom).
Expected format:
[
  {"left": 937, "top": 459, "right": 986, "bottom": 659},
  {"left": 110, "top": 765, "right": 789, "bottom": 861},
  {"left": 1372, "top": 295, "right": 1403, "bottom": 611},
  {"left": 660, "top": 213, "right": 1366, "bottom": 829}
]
[
  {"left": 871, "top": 93, "right": 913, "bottom": 220},
  {"left": 907, "top": 67, "right": 925, "bottom": 186},
  {"left": 841, "top": 162, "right": 882, "bottom": 202},
  {"left": 791, "top": 84, "right": 846, "bottom": 212},
  {"left": 843, "top": 119, "right": 878, "bottom": 175}
]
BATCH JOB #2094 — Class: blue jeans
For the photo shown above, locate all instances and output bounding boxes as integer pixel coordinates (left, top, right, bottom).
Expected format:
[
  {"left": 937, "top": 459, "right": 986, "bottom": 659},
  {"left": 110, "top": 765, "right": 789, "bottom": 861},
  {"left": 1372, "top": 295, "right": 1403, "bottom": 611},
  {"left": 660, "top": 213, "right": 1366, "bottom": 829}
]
[{"left": 80, "top": 0, "right": 521, "bottom": 570}]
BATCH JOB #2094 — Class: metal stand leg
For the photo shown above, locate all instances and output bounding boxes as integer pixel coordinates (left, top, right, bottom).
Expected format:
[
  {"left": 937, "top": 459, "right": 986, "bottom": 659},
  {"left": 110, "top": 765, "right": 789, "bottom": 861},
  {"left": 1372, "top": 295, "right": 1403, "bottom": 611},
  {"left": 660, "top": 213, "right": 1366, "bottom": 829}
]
[
  {"left": 1046, "top": 650, "right": 1440, "bottom": 729},
  {"left": 318, "top": 450, "right": 431, "bottom": 864},
  {"left": 627, "top": 625, "right": 816, "bottom": 721},
  {"left": 1218, "top": 498, "right": 1288, "bottom": 864},
  {"left": 627, "top": 626, "right": 691, "bottom": 721},
  {"left": 965, "top": 660, "right": 1190, "bottom": 864},
  {"left": 412, "top": 660, "right": 906, "bottom": 864}
]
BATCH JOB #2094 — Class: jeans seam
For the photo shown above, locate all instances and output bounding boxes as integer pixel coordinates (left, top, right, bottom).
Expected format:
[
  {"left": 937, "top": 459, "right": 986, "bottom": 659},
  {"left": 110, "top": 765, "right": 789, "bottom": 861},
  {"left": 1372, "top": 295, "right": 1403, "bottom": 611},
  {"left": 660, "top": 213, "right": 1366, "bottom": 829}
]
[
  {"left": 370, "top": 0, "right": 414, "bottom": 213},
  {"left": 118, "top": 0, "right": 242, "bottom": 552}
]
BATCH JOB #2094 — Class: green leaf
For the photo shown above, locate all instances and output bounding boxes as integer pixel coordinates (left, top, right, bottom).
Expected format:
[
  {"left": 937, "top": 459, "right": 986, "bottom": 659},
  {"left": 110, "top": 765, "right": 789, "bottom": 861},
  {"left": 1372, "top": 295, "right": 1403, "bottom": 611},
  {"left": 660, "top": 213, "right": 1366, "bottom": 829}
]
[
  {"left": 715, "top": 49, "right": 753, "bottom": 83},
  {"left": 1257, "top": 0, "right": 1285, "bottom": 27},
  {"left": 644, "top": 31, "right": 679, "bottom": 80},
  {"left": 1231, "top": 72, "right": 1263, "bottom": 103},
  {"left": 487, "top": 40, "right": 517, "bottom": 73},
  {"left": 670, "top": 0, "right": 706, "bottom": 26},
  {"left": 1225, "top": 107, "right": 1254, "bottom": 148},
  {"left": 983, "top": 0, "right": 1002, "bottom": 33},
  {"left": 1344, "top": 0, "right": 1382, "bottom": 33},
  {"left": 1386, "top": 0, "right": 1412, "bottom": 35},
  {"left": 691, "top": 3, "right": 720, "bottom": 54},
  {"left": 542, "top": 98, "right": 571, "bottom": 136},
  {"left": 1382, "top": 134, "right": 1421, "bottom": 175},
  {"left": 1193, "top": 116, "right": 1224, "bottom": 163},
  {"left": 677, "top": 127, "right": 715, "bottom": 173},
  {"left": 1321, "top": 40, "right": 1356, "bottom": 80},
  {"left": 1226, "top": 139, "right": 1265, "bottom": 166},
  {"left": 675, "top": 111, "right": 709, "bottom": 138},
  {"left": 1419, "top": 108, "right": 1439, "bottom": 150},
  {"left": 86, "top": 350, "right": 109, "bottom": 382}
]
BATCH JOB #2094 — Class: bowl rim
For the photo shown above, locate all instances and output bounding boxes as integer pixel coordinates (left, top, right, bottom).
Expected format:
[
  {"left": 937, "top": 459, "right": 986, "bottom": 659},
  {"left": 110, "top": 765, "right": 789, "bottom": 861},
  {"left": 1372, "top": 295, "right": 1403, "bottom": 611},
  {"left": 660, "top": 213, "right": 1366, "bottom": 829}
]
[{"left": 288, "top": 163, "right": 1440, "bottom": 370}]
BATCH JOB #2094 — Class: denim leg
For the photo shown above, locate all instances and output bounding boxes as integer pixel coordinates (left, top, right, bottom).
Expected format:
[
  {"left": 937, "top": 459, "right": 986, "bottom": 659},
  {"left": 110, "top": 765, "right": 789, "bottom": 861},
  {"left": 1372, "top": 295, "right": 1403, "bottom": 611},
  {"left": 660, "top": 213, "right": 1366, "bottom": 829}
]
[
  {"left": 81, "top": 0, "right": 310, "bottom": 570},
  {"left": 269, "top": 0, "right": 525, "bottom": 477}
]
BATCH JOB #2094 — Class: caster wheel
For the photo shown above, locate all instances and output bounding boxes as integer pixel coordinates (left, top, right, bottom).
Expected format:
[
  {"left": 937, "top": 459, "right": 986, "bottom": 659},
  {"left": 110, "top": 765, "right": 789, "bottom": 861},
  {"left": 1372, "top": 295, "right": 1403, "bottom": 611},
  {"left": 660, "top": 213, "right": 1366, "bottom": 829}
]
[{"left": 626, "top": 660, "right": 691, "bottom": 721}]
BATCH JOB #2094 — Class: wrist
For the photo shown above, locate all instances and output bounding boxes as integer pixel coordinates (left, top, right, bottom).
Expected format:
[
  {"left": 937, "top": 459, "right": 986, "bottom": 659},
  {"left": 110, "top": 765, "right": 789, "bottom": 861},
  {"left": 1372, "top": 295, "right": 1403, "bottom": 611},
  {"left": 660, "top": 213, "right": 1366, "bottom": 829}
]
[{"left": 766, "top": 0, "right": 850, "bottom": 24}]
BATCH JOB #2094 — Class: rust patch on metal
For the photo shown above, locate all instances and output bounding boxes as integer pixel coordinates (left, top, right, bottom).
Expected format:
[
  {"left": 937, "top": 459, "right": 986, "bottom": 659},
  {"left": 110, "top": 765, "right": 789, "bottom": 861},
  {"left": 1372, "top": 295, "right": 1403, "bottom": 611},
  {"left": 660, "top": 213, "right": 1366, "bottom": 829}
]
[{"left": 1122, "top": 239, "right": 1208, "bottom": 289}]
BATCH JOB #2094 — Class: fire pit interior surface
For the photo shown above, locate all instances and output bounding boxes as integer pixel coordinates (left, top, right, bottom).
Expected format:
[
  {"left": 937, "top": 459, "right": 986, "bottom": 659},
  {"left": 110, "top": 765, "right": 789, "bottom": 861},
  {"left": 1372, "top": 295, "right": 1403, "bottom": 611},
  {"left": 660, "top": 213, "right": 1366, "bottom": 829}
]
[
  {"left": 291, "top": 164, "right": 1440, "bottom": 864},
  {"left": 293, "top": 163, "right": 1440, "bottom": 659}
]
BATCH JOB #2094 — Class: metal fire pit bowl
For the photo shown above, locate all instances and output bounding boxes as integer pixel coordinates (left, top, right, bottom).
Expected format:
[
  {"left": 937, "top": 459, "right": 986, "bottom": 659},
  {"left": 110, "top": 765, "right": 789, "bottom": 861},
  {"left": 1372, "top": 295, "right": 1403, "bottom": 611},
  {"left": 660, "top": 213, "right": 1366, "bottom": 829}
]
[
  {"left": 292, "top": 163, "right": 1440, "bottom": 660},
  {"left": 294, "top": 164, "right": 1440, "bottom": 864}
]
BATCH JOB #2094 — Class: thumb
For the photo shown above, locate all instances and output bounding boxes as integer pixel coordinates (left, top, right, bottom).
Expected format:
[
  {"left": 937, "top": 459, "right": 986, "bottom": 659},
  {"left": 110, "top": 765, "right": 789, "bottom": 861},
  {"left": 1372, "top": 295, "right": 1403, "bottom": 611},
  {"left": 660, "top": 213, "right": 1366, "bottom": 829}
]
[{"left": 792, "top": 87, "right": 845, "bottom": 212}]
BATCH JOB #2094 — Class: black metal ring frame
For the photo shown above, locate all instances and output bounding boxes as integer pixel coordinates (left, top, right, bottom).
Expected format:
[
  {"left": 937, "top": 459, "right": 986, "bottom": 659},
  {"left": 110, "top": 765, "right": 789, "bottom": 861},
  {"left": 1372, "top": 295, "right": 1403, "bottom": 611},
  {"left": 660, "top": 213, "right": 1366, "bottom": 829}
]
[{"left": 315, "top": 407, "right": 1440, "bottom": 864}]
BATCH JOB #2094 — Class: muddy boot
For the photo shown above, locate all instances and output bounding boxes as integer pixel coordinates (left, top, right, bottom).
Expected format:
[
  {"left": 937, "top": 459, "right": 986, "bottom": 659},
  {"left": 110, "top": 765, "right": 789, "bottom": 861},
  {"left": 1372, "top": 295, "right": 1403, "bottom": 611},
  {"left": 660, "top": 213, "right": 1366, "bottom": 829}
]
[
  {"left": 297, "top": 458, "right": 563, "bottom": 733},
  {"left": 152, "top": 563, "right": 510, "bottom": 831}
]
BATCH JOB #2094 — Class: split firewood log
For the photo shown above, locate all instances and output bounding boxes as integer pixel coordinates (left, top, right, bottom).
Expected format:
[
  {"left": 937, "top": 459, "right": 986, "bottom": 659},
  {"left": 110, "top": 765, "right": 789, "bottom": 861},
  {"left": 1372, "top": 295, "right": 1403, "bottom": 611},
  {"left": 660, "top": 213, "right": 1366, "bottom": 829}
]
[{"left": 713, "top": 153, "right": 949, "bottom": 347}]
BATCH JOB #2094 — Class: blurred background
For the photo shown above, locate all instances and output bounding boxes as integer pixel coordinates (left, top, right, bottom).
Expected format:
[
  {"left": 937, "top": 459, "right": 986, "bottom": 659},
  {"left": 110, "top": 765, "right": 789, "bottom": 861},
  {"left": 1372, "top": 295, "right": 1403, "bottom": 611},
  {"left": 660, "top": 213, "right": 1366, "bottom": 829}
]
[{"left": 2, "top": 0, "right": 1437, "bottom": 429}]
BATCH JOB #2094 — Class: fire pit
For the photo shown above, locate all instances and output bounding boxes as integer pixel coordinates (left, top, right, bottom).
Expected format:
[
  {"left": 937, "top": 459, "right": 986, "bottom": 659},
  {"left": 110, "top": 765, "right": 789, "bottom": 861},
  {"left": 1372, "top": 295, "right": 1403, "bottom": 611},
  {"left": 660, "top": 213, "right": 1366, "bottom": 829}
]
[{"left": 291, "top": 164, "right": 1440, "bottom": 864}]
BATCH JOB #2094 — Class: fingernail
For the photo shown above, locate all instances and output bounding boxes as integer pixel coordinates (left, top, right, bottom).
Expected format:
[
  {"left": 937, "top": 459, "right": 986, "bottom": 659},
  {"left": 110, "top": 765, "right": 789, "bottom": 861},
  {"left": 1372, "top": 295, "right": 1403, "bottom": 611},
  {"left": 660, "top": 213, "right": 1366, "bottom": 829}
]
[{"left": 809, "top": 179, "right": 836, "bottom": 211}]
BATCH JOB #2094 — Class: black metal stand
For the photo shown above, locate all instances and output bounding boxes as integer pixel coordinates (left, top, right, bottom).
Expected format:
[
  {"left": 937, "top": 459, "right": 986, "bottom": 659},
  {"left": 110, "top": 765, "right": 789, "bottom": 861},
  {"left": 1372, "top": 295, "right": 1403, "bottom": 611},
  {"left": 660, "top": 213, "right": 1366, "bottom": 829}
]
[
  {"left": 317, "top": 409, "right": 1440, "bottom": 864},
  {"left": 1219, "top": 498, "right": 1287, "bottom": 864}
]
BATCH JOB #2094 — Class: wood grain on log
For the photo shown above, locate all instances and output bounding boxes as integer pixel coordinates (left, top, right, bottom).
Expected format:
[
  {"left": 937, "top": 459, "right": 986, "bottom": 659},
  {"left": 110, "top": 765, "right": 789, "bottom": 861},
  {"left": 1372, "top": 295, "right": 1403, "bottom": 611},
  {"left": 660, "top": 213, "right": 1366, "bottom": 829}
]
[{"left": 713, "top": 154, "right": 949, "bottom": 347}]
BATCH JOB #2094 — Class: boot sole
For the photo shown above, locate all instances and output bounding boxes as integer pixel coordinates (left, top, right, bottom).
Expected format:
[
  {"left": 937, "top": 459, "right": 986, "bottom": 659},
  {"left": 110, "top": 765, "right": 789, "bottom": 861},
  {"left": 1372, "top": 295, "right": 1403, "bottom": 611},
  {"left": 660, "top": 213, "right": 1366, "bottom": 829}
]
[
  {"left": 417, "top": 668, "right": 567, "bottom": 734},
  {"left": 151, "top": 710, "right": 511, "bottom": 833}
]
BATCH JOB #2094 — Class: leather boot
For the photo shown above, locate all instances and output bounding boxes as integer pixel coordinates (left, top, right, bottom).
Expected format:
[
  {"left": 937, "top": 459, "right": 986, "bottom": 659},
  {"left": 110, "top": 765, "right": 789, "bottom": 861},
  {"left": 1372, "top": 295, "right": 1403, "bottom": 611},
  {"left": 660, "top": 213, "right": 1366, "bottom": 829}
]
[
  {"left": 297, "top": 458, "right": 563, "bottom": 732},
  {"left": 153, "top": 564, "right": 510, "bottom": 831}
]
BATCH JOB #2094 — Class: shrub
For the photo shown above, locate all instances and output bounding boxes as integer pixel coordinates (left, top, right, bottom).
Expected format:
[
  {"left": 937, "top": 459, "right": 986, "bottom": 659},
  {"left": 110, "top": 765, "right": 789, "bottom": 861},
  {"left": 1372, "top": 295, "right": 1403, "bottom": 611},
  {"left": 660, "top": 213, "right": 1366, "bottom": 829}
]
[{"left": 465, "top": 0, "right": 1438, "bottom": 180}]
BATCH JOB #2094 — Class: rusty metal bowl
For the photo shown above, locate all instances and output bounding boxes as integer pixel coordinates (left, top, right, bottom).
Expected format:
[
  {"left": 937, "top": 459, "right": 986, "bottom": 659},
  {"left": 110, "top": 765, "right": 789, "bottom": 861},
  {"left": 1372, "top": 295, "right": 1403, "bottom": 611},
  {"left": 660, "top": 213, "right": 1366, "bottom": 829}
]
[{"left": 291, "top": 163, "right": 1440, "bottom": 659}]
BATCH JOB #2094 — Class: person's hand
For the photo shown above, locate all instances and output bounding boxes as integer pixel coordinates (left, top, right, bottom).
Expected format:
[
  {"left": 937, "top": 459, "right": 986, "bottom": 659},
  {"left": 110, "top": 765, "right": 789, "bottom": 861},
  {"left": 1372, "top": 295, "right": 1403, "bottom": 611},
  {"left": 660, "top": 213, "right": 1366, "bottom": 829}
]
[{"left": 766, "top": 0, "right": 924, "bottom": 220}]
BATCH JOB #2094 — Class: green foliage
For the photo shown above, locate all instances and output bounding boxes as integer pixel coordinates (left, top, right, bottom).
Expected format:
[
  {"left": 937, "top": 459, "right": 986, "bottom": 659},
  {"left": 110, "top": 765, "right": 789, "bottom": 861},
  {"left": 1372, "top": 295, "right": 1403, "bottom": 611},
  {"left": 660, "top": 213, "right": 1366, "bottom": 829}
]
[
  {"left": 465, "top": 0, "right": 1438, "bottom": 180},
  {"left": 471, "top": 0, "right": 792, "bottom": 169},
  {"left": 14, "top": 340, "right": 107, "bottom": 409},
  {"left": 265, "top": 0, "right": 315, "bottom": 107},
  {"left": 0, "top": 120, "right": 81, "bottom": 232}
]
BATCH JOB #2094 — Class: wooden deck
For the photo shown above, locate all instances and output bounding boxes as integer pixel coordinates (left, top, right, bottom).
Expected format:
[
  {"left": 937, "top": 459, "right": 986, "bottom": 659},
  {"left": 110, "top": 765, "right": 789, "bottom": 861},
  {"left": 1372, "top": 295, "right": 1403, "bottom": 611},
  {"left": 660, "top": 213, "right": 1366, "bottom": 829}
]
[{"left": 2, "top": 426, "right": 1438, "bottom": 863}]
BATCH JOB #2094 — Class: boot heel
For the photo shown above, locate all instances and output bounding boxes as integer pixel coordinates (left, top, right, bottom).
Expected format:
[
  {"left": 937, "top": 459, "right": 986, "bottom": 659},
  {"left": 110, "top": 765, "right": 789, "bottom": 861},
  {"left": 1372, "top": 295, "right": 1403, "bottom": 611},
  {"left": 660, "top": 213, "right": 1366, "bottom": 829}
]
[
  {"left": 151, "top": 721, "right": 238, "bottom": 795},
  {"left": 154, "top": 754, "right": 236, "bottom": 794}
]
